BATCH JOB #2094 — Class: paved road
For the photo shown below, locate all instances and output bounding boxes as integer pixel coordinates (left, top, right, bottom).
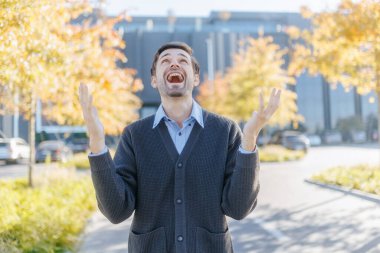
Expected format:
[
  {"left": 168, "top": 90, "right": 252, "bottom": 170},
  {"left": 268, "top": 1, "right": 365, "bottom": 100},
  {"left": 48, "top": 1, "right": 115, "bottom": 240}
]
[
  {"left": 64, "top": 144, "right": 380, "bottom": 252},
  {"left": 231, "top": 145, "right": 380, "bottom": 253},
  {"left": 0, "top": 161, "right": 36, "bottom": 179},
  {"left": 0, "top": 161, "right": 64, "bottom": 179}
]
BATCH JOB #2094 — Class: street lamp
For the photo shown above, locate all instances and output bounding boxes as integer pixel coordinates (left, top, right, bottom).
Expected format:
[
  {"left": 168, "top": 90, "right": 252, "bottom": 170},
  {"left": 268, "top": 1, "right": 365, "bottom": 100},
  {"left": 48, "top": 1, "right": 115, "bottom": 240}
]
[{"left": 206, "top": 37, "right": 215, "bottom": 93}]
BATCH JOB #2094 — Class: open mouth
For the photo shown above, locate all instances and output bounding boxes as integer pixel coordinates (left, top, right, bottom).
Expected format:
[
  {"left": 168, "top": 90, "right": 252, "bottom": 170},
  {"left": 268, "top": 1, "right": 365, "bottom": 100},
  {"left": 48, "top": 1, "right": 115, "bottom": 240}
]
[{"left": 166, "top": 72, "right": 185, "bottom": 83}]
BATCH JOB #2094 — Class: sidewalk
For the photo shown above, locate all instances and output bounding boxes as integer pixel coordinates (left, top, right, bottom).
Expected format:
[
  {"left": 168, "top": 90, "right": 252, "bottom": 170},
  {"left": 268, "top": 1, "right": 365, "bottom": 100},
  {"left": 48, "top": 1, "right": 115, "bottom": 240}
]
[
  {"left": 77, "top": 146, "right": 380, "bottom": 252},
  {"left": 78, "top": 210, "right": 132, "bottom": 253},
  {"left": 77, "top": 185, "right": 380, "bottom": 253}
]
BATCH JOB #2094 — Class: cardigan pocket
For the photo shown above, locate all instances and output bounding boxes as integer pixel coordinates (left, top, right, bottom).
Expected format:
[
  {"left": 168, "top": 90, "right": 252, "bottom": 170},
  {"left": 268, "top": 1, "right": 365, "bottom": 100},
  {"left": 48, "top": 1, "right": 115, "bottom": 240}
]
[
  {"left": 128, "top": 227, "right": 167, "bottom": 253},
  {"left": 196, "top": 227, "right": 233, "bottom": 253}
]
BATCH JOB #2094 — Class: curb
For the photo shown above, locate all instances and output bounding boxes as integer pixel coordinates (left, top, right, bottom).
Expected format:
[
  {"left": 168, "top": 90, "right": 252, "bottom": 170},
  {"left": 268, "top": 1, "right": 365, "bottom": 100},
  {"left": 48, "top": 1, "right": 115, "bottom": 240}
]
[{"left": 304, "top": 179, "right": 380, "bottom": 204}]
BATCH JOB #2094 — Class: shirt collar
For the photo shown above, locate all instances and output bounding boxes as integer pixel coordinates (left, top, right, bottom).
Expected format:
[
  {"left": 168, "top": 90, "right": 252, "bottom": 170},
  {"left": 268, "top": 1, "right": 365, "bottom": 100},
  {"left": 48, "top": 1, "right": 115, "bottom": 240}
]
[{"left": 153, "top": 99, "right": 204, "bottom": 129}]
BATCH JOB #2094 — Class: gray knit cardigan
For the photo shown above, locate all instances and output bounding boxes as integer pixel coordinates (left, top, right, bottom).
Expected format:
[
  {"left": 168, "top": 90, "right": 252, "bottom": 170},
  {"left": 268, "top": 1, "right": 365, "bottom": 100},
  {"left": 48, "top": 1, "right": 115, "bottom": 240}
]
[{"left": 88, "top": 110, "right": 260, "bottom": 253}]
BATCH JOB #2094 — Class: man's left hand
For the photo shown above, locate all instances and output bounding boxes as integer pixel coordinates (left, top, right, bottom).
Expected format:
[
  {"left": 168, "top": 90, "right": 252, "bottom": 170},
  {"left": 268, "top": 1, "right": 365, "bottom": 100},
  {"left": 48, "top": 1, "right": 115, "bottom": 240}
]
[{"left": 241, "top": 88, "right": 282, "bottom": 151}]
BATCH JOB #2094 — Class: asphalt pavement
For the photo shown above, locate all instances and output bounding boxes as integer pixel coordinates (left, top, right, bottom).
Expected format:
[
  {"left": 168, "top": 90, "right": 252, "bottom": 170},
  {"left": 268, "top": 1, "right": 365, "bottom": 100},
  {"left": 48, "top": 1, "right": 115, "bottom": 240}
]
[{"left": 77, "top": 144, "right": 380, "bottom": 253}]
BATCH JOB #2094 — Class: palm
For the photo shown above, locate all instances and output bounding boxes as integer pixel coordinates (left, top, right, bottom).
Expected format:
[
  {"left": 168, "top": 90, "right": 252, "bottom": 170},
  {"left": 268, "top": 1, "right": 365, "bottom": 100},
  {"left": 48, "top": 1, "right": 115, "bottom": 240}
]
[
  {"left": 243, "top": 88, "right": 281, "bottom": 137},
  {"left": 78, "top": 83, "right": 105, "bottom": 140}
]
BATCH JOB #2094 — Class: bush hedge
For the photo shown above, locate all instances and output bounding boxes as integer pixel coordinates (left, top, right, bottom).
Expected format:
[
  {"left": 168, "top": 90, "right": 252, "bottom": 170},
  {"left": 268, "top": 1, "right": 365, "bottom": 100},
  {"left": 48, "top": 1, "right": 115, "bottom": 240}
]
[
  {"left": 259, "top": 145, "right": 306, "bottom": 162},
  {"left": 0, "top": 171, "right": 96, "bottom": 253},
  {"left": 60, "top": 149, "right": 116, "bottom": 169},
  {"left": 312, "top": 164, "right": 380, "bottom": 195},
  {"left": 59, "top": 145, "right": 303, "bottom": 167},
  {"left": 60, "top": 152, "right": 90, "bottom": 169}
]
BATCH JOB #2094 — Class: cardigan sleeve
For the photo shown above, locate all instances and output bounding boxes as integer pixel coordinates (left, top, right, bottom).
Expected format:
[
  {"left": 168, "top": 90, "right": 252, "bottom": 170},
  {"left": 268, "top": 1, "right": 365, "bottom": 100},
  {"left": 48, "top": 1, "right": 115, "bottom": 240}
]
[
  {"left": 88, "top": 126, "right": 137, "bottom": 224},
  {"left": 221, "top": 121, "right": 260, "bottom": 220}
]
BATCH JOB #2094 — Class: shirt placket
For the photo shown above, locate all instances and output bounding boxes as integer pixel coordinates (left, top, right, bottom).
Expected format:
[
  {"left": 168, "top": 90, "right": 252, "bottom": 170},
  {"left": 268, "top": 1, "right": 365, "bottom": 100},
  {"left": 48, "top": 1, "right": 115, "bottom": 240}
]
[{"left": 173, "top": 119, "right": 193, "bottom": 253}]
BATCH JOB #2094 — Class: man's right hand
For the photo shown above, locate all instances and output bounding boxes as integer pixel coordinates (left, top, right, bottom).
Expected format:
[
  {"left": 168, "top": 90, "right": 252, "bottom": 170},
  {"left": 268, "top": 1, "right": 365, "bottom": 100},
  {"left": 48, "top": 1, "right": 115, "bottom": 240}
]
[{"left": 79, "top": 83, "right": 106, "bottom": 154}]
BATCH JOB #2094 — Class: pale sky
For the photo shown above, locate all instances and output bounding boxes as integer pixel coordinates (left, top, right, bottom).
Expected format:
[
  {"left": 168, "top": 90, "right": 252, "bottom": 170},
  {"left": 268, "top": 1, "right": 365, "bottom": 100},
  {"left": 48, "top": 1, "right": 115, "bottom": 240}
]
[{"left": 103, "top": 0, "right": 341, "bottom": 17}]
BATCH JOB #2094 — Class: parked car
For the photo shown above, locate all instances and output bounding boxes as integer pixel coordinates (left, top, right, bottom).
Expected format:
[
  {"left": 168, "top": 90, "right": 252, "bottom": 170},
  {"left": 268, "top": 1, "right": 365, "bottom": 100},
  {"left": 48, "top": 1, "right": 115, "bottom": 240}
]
[
  {"left": 321, "top": 130, "right": 343, "bottom": 144},
  {"left": 0, "top": 137, "right": 30, "bottom": 164},
  {"left": 36, "top": 140, "right": 73, "bottom": 163},
  {"left": 257, "top": 134, "right": 271, "bottom": 147},
  {"left": 306, "top": 134, "right": 322, "bottom": 146},
  {"left": 269, "top": 131, "right": 310, "bottom": 152},
  {"left": 350, "top": 130, "right": 367, "bottom": 143},
  {"left": 65, "top": 133, "right": 89, "bottom": 153}
]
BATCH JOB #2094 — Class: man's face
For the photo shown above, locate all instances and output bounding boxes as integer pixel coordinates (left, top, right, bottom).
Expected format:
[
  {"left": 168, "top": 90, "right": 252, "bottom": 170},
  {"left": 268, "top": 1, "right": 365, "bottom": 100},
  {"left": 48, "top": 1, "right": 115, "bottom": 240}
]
[{"left": 151, "top": 48, "right": 199, "bottom": 98}]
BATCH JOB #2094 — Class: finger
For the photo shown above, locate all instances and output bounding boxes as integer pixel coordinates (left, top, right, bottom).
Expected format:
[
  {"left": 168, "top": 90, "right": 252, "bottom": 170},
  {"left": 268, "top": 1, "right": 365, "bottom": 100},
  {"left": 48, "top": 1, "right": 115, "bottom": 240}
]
[
  {"left": 92, "top": 106, "right": 99, "bottom": 119},
  {"left": 80, "top": 83, "right": 89, "bottom": 108},
  {"left": 83, "top": 85, "right": 91, "bottom": 112},
  {"left": 259, "top": 91, "right": 264, "bottom": 113},
  {"left": 270, "top": 88, "right": 276, "bottom": 98},
  {"left": 266, "top": 98, "right": 281, "bottom": 117},
  {"left": 263, "top": 100, "right": 277, "bottom": 117},
  {"left": 87, "top": 94, "right": 93, "bottom": 113},
  {"left": 263, "top": 88, "right": 281, "bottom": 116},
  {"left": 265, "top": 106, "right": 276, "bottom": 118},
  {"left": 272, "top": 89, "right": 281, "bottom": 107},
  {"left": 83, "top": 83, "right": 89, "bottom": 106},
  {"left": 268, "top": 88, "right": 278, "bottom": 103},
  {"left": 276, "top": 89, "right": 282, "bottom": 102},
  {"left": 264, "top": 105, "right": 273, "bottom": 118},
  {"left": 79, "top": 84, "right": 88, "bottom": 118},
  {"left": 269, "top": 88, "right": 281, "bottom": 107},
  {"left": 269, "top": 88, "right": 280, "bottom": 101}
]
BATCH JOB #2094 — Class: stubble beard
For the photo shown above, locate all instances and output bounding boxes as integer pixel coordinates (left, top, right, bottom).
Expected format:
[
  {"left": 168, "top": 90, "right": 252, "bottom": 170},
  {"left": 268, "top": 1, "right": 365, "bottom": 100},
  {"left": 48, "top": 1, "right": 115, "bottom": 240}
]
[
  {"left": 169, "top": 92, "right": 184, "bottom": 97},
  {"left": 164, "top": 80, "right": 187, "bottom": 97}
]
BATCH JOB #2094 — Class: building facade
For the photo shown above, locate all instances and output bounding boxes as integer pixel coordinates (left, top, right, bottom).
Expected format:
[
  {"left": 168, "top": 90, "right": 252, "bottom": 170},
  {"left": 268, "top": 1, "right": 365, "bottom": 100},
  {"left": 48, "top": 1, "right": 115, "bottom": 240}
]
[
  {"left": 116, "top": 11, "right": 378, "bottom": 138},
  {"left": 1, "top": 11, "right": 378, "bottom": 142}
]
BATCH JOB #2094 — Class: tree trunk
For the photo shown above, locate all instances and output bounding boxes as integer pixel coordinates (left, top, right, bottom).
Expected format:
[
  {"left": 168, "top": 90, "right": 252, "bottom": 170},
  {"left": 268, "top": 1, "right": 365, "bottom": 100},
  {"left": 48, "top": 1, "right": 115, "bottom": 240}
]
[
  {"left": 376, "top": 45, "right": 380, "bottom": 166},
  {"left": 28, "top": 88, "right": 36, "bottom": 187},
  {"left": 377, "top": 89, "right": 380, "bottom": 165}
]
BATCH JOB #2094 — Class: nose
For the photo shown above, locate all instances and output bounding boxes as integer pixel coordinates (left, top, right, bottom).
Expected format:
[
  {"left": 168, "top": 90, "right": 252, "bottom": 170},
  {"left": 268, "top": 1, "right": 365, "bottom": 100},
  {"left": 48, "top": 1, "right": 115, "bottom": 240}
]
[{"left": 170, "top": 60, "right": 180, "bottom": 69}]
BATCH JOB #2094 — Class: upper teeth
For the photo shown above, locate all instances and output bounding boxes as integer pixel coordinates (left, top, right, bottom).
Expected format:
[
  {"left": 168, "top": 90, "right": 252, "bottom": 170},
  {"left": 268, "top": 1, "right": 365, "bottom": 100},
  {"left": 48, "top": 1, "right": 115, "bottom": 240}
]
[{"left": 168, "top": 73, "right": 183, "bottom": 81}]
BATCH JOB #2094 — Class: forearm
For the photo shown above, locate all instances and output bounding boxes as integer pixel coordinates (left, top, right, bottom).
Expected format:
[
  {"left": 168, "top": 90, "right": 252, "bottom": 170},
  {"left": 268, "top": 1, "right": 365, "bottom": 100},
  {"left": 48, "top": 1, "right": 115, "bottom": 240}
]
[
  {"left": 89, "top": 151, "right": 136, "bottom": 224},
  {"left": 221, "top": 151, "right": 260, "bottom": 220},
  {"left": 241, "top": 133, "right": 257, "bottom": 151}
]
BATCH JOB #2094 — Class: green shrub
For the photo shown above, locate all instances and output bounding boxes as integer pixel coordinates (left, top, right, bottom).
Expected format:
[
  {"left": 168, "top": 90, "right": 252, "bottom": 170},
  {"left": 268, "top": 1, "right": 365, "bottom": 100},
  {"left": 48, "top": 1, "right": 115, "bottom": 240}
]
[
  {"left": 312, "top": 164, "right": 380, "bottom": 195},
  {"left": 60, "top": 152, "right": 90, "bottom": 169},
  {"left": 0, "top": 171, "right": 96, "bottom": 253},
  {"left": 60, "top": 149, "right": 116, "bottom": 169},
  {"left": 260, "top": 145, "right": 306, "bottom": 162}
]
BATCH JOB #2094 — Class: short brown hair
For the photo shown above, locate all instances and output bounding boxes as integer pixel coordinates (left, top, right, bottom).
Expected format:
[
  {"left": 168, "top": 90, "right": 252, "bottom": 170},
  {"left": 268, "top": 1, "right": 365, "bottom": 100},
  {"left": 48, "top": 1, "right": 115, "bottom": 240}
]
[{"left": 150, "top": 41, "right": 200, "bottom": 77}]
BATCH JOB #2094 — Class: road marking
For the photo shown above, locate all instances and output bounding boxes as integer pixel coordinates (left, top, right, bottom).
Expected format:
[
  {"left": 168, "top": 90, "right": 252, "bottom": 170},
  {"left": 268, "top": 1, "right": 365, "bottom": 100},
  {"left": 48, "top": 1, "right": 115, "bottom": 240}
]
[{"left": 253, "top": 218, "right": 290, "bottom": 243}]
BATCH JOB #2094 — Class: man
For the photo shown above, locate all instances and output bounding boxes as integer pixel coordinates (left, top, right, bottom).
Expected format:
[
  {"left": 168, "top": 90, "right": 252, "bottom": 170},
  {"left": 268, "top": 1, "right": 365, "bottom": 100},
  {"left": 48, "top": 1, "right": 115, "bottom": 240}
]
[{"left": 79, "top": 41, "right": 281, "bottom": 253}]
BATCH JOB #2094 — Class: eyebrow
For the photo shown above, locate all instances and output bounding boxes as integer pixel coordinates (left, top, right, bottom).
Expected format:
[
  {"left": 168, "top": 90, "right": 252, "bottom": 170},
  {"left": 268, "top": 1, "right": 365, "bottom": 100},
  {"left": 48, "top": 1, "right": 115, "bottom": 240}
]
[
  {"left": 178, "top": 53, "right": 189, "bottom": 59},
  {"left": 159, "top": 52, "right": 190, "bottom": 60},
  {"left": 159, "top": 53, "right": 170, "bottom": 59}
]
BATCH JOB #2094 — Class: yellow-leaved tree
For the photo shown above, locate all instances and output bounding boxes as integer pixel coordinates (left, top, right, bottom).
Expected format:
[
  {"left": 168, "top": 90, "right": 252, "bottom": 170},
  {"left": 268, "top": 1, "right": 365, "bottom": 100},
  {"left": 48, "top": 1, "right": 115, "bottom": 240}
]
[
  {"left": 198, "top": 36, "right": 303, "bottom": 134},
  {"left": 0, "top": 0, "right": 142, "bottom": 186},
  {"left": 288, "top": 0, "right": 380, "bottom": 146}
]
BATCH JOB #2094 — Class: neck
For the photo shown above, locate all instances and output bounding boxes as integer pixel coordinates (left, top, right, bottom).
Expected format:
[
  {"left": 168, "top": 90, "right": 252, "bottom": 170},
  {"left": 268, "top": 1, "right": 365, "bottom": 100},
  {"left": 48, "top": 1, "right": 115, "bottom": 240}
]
[{"left": 161, "top": 96, "right": 193, "bottom": 128}]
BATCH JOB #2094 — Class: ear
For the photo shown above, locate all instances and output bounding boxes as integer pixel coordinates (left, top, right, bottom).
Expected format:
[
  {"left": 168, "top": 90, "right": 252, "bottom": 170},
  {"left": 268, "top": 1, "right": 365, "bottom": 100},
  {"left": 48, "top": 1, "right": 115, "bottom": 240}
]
[
  {"left": 151, "top": 76, "right": 157, "bottom": 88},
  {"left": 193, "top": 74, "right": 200, "bottom": 87}
]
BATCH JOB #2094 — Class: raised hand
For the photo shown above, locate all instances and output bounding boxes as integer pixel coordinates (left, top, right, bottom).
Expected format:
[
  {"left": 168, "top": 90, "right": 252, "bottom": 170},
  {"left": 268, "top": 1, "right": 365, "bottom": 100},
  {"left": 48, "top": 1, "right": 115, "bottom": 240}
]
[
  {"left": 78, "top": 83, "right": 105, "bottom": 153},
  {"left": 242, "top": 88, "right": 282, "bottom": 150}
]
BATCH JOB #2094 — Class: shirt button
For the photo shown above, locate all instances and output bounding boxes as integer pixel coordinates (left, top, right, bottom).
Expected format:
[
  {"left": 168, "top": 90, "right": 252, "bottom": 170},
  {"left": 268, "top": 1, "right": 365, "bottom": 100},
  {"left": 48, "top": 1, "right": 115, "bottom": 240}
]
[
  {"left": 177, "top": 235, "right": 183, "bottom": 242},
  {"left": 176, "top": 198, "right": 182, "bottom": 204},
  {"left": 179, "top": 132, "right": 182, "bottom": 136},
  {"left": 177, "top": 162, "right": 183, "bottom": 168}
]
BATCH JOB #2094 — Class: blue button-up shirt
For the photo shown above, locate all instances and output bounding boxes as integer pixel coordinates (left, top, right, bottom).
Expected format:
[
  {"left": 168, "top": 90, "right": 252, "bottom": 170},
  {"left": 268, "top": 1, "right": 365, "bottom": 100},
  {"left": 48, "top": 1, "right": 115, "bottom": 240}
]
[
  {"left": 89, "top": 100, "right": 256, "bottom": 156},
  {"left": 153, "top": 99, "right": 255, "bottom": 155},
  {"left": 152, "top": 100, "right": 204, "bottom": 154}
]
